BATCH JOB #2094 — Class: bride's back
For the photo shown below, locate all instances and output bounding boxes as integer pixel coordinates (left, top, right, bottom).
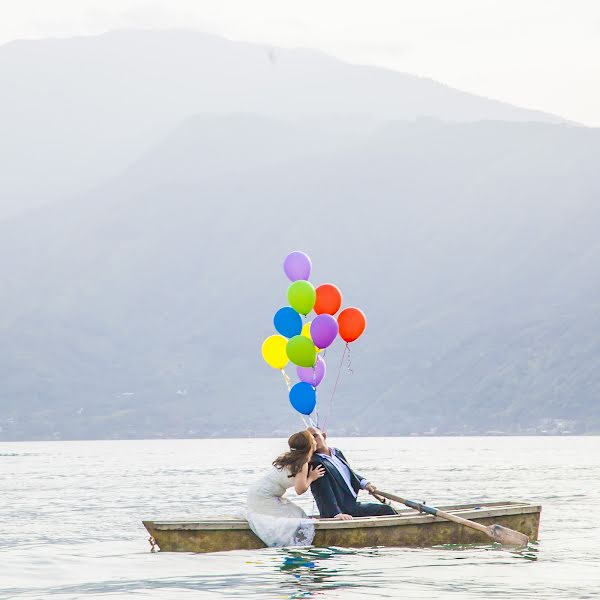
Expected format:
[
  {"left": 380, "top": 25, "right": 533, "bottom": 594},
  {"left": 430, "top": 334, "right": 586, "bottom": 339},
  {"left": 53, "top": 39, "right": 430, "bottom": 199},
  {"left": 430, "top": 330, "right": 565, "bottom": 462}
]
[{"left": 248, "top": 465, "right": 295, "bottom": 499}]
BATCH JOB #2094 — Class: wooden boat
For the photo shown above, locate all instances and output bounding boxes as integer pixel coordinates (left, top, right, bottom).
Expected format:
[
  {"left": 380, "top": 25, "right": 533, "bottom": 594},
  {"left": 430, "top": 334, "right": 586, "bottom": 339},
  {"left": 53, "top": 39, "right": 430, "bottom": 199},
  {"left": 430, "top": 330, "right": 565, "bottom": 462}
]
[{"left": 143, "top": 500, "right": 540, "bottom": 552}]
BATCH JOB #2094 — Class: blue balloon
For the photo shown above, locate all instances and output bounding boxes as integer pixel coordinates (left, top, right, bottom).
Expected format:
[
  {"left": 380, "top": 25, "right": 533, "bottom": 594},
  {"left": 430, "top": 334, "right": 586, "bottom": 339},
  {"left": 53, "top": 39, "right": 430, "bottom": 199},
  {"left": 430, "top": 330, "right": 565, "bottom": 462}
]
[
  {"left": 274, "top": 307, "right": 302, "bottom": 338},
  {"left": 289, "top": 382, "right": 316, "bottom": 415}
]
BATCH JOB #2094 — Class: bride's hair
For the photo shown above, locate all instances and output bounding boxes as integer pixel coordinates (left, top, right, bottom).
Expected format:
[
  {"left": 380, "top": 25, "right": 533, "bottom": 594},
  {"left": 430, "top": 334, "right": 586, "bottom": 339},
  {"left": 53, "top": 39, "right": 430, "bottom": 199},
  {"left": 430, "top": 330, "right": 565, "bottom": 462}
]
[{"left": 273, "top": 430, "right": 316, "bottom": 477}]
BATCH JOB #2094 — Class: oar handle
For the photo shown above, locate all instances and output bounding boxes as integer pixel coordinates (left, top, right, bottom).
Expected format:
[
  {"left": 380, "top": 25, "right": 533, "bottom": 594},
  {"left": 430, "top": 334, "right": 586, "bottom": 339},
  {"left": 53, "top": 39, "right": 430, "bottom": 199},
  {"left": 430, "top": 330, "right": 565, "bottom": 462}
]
[{"left": 373, "top": 489, "right": 490, "bottom": 536}]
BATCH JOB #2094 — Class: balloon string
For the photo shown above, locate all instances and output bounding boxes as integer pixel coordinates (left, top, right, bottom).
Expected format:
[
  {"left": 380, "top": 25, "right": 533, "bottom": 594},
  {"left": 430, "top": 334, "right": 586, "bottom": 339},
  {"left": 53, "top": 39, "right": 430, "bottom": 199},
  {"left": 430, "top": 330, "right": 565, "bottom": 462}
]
[
  {"left": 312, "top": 367, "right": 318, "bottom": 422},
  {"left": 346, "top": 344, "right": 354, "bottom": 375},
  {"left": 281, "top": 369, "right": 292, "bottom": 391},
  {"left": 322, "top": 343, "right": 347, "bottom": 433}
]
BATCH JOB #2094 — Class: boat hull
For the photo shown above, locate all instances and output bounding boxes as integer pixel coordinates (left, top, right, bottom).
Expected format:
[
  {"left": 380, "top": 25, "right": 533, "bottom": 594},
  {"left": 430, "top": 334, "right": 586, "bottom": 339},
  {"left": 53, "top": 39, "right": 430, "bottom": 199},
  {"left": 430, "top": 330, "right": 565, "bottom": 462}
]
[{"left": 143, "top": 501, "right": 540, "bottom": 553}]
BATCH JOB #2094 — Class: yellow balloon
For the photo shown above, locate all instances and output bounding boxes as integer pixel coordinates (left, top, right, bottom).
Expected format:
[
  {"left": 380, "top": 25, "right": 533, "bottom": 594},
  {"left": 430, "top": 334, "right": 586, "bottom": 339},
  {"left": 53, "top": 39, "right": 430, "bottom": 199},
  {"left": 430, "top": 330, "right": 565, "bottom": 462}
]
[
  {"left": 301, "top": 322, "right": 312, "bottom": 339},
  {"left": 261, "top": 335, "right": 289, "bottom": 369},
  {"left": 301, "top": 322, "right": 322, "bottom": 353}
]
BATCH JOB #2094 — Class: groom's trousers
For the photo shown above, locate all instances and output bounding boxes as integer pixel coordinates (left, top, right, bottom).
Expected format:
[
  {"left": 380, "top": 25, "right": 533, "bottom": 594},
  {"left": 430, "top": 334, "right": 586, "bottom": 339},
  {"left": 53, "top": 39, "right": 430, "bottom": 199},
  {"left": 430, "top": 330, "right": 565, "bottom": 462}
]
[{"left": 351, "top": 502, "right": 396, "bottom": 517}]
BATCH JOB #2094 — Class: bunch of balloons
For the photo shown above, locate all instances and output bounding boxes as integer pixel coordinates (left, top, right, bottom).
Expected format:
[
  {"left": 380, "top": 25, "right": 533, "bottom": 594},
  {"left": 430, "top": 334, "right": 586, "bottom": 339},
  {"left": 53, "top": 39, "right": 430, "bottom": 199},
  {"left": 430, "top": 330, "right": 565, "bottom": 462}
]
[{"left": 261, "top": 251, "right": 367, "bottom": 419}]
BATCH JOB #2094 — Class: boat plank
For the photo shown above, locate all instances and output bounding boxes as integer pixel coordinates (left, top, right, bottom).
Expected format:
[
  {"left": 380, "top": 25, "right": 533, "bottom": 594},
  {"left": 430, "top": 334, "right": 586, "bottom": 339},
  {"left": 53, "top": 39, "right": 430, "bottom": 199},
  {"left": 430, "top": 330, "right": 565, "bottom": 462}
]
[{"left": 146, "top": 503, "right": 540, "bottom": 531}]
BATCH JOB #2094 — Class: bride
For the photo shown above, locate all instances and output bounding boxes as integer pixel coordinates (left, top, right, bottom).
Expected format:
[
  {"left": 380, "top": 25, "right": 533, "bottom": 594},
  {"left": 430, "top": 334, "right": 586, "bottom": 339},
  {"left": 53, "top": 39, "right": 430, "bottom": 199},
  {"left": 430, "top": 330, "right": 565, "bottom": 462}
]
[{"left": 246, "top": 429, "right": 325, "bottom": 547}]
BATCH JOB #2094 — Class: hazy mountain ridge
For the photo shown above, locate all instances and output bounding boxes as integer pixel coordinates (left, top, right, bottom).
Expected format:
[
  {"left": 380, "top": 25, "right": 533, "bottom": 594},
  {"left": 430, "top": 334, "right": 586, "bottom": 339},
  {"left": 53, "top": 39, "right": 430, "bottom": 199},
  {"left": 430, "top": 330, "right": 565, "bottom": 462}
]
[
  {"left": 0, "top": 29, "right": 568, "bottom": 218},
  {"left": 0, "top": 112, "right": 599, "bottom": 440}
]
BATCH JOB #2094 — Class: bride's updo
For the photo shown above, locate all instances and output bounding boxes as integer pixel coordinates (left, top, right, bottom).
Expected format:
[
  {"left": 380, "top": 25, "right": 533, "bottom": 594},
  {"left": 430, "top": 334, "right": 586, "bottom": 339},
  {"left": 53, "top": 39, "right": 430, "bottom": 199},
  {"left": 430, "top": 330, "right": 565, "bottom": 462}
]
[{"left": 273, "top": 430, "right": 316, "bottom": 477}]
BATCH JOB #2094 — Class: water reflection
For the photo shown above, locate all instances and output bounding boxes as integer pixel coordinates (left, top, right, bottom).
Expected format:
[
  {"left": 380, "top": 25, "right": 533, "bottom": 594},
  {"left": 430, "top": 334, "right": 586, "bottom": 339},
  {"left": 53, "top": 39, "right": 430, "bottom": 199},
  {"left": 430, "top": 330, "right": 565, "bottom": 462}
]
[
  {"left": 262, "top": 541, "right": 541, "bottom": 599},
  {"left": 512, "top": 540, "right": 540, "bottom": 561},
  {"left": 276, "top": 547, "right": 350, "bottom": 598},
  {"left": 270, "top": 547, "right": 382, "bottom": 599},
  {"left": 434, "top": 541, "right": 539, "bottom": 562}
]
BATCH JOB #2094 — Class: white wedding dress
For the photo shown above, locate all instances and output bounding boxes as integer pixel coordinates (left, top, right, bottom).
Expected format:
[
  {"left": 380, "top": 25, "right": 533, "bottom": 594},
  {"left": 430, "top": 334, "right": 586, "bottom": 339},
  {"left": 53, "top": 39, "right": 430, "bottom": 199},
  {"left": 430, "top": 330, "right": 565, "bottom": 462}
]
[{"left": 246, "top": 465, "right": 315, "bottom": 547}]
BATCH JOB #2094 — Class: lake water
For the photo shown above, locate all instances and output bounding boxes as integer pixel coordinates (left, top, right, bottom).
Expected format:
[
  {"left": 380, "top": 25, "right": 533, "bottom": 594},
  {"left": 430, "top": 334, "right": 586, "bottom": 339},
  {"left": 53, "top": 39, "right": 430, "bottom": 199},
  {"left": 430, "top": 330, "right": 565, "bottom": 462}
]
[{"left": 1, "top": 437, "right": 599, "bottom": 599}]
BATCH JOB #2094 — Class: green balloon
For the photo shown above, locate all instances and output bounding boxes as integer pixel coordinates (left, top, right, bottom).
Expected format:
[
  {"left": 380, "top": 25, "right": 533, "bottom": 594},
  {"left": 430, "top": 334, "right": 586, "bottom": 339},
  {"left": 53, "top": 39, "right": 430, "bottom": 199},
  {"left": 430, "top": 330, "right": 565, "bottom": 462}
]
[
  {"left": 286, "top": 335, "right": 317, "bottom": 368},
  {"left": 287, "top": 281, "right": 316, "bottom": 316}
]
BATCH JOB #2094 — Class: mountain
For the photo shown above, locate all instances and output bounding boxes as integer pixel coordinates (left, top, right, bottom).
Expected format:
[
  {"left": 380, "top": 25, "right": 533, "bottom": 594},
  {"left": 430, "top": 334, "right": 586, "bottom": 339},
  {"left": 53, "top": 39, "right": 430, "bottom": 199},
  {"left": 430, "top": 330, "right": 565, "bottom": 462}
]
[
  {"left": 0, "top": 29, "right": 568, "bottom": 218},
  {"left": 0, "top": 114, "right": 599, "bottom": 440}
]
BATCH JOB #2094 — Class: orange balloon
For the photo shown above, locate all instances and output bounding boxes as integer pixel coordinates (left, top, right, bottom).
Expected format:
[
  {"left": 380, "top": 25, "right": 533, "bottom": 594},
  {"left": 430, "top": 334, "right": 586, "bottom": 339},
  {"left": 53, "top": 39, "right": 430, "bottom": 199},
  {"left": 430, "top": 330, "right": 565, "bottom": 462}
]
[
  {"left": 314, "top": 284, "right": 343, "bottom": 315},
  {"left": 337, "top": 307, "right": 366, "bottom": 343}
]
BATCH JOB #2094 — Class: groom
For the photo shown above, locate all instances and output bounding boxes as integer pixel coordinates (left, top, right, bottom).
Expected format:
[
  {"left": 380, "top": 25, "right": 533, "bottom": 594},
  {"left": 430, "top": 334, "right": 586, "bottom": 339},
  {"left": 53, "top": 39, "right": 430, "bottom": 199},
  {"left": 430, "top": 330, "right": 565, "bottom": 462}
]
[{"left": 308, "top": 427, "right": 395, "bottom": 520}]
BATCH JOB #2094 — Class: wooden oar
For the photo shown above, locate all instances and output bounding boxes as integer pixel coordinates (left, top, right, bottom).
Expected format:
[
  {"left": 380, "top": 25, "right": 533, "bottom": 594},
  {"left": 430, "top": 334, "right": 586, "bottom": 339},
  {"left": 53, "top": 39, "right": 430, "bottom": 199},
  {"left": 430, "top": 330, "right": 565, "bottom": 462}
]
[{"left": 372, "top": 489, "right": 529, "bottom": 546}]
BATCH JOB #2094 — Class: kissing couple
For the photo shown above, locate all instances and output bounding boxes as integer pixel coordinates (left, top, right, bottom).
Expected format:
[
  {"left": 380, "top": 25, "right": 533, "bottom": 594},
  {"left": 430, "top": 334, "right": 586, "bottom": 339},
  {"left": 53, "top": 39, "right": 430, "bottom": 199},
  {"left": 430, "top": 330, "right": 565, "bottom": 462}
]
[{"left": 246, "top": 427, "right": 395, "bottom": 547}]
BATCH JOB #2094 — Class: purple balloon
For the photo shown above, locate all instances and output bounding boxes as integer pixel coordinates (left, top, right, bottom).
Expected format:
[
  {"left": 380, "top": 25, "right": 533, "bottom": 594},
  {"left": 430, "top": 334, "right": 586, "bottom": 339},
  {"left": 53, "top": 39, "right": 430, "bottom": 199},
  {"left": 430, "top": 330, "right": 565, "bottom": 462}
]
[
  {"left": 283, "top": 251, "right": 312, "bottom": 282},
  {"left": 310, "top": 314, "right": 338, "bottom": 349},
  {"left": 297, "top": 355, "right": 326, "bottom": 387}
]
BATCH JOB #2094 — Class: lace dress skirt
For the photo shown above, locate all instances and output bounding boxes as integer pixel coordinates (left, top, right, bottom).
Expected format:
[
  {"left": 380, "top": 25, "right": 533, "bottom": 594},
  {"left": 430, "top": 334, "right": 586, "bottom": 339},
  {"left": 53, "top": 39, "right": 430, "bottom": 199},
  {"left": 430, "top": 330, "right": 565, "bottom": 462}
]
[{"left": 246, "top": 467, "right": 315, "bottom": 547}]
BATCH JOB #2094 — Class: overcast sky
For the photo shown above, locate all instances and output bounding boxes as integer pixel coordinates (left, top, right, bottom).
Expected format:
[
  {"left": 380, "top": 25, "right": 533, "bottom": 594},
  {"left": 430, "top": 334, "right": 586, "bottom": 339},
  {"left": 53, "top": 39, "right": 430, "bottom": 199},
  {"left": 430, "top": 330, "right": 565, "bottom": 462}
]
[{"left": 2, "top": 0, "right": 599, "bottom": 126}]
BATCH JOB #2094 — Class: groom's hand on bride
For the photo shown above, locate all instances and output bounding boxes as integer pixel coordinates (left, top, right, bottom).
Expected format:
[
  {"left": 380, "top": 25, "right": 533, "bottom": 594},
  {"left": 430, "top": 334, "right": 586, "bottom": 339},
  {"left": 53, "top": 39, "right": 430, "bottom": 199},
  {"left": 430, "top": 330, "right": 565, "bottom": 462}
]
[{"left": 334, "top": 513, "right": 353, "bottom": 520}]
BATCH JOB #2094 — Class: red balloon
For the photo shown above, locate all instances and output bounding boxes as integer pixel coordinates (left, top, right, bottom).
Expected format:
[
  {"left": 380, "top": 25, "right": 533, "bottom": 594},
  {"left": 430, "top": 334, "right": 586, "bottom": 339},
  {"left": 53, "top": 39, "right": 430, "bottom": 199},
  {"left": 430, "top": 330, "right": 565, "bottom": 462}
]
[
  {"left": 314, "top": 284, "right": 343, "bottom": 315},
  {"left": 337, "top": 307, "right": 366, "bottom": 343}
]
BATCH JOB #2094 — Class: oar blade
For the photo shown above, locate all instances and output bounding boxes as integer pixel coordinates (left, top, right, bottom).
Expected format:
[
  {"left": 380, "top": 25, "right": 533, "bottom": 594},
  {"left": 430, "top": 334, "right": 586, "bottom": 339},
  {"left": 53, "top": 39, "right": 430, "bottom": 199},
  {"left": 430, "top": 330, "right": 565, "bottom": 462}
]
[{"left": 489, "top": 524, "right": 529, "bottom": 546}]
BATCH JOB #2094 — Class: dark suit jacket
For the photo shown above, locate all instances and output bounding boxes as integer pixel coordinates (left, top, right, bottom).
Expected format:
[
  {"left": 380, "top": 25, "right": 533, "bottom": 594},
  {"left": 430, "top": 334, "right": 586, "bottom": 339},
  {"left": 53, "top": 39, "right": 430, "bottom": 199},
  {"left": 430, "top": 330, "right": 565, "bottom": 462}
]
[{"left": 309, "top": 448, "right": 365, "bottom": 518}]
